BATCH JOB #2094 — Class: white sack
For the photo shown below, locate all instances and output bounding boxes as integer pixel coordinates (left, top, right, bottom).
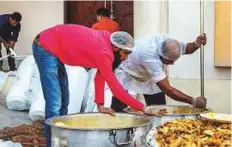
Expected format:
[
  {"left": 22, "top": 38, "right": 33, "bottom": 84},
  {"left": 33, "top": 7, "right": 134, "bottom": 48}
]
[
  {"left": 29, "top": 85, "right": 45, "bottom": 121},
  {"left": 0, "top": 139, "right": 22, "bottom": 147},
  {"left": 0, "top": 75, "right": 17, "bottom": 96},
  {"left": 6, "top": 79, "right": 31, "bottom": 110},
  {"left": 82, "top": 69, "right": 113, "bottom": 113},
  {"left": 29, "top": 65, "right": 88, "bottom": 121},
  {"left": 0, "top": 71, "right": 8, "bottom": 91},
  {"left": 16, "top": 55, "right": 34, "bottom": 79},
  {"left": 66, "top": 65, "right": 88, "bottom": 114},
  {"left": 6, "top": 56, "right": 35, "bottom": 110}
]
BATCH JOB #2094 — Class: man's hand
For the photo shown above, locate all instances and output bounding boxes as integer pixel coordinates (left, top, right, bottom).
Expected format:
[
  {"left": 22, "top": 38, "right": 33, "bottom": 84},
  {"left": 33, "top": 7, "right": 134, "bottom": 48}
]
[
  {"left": 157, "top": 78, "right": 193, "bottom": 105},
  {"left": 98, "top": 105, "right": 116, "bottom": 116},
  {"left": 142, "top": 108, "right": 153, "bottom": 116},
  {"left": 193, "top": 96, "right": 207, "bottom": 108},
  {"left": 3, "top": 43, "right": 9, "bottom": 49},
  {"left": 8, "top": 48, "right": 17, "bottom": 57},
  {"left": 195, "top": 33, "right": 207, "bottom": 48},
  {"left": 127, "top": 107, "right": 145, "bottom": 115},
  {"left": 9, "top": 41, "right": 16, "bottom": 49}
]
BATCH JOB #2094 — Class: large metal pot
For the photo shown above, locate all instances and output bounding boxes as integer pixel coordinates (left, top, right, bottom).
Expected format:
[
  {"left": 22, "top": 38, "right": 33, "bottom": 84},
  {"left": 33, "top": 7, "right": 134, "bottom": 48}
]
[
  {"left": 125, "top": 105, "right": 210, "bottom": 127},
  {"left": 45, "top": 113, "right": 152, "bottom": 147}
]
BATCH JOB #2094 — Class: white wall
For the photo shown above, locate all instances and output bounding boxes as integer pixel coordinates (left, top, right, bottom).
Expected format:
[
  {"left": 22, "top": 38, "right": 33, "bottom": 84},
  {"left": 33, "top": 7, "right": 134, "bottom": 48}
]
[
  {"left": 135, "top": 1, "right": 231, "bottom": 113},
  {"left": 0, "top": 1, "right": 64, "bottom": 55},
  {"left": 134, "top": 1, "right": 230, "bottom": 80},
  {"left": 167, "top": 79, "right": 231, "bottom": 113},
  {"left": 1, "top": 1, "right": 230, "bottom": 79},
  {"left": 168, "top": 1, "right": 231, "bottom": 80},
  {"left": 134, "top": 1, "right": 168, "bottom": 39}
]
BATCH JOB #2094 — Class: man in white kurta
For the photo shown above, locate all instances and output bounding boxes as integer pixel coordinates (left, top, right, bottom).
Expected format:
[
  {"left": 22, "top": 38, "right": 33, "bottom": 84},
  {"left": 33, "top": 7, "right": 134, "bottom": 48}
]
[{"left": 111, "top": 34, "right": 207, "bottom": 111}]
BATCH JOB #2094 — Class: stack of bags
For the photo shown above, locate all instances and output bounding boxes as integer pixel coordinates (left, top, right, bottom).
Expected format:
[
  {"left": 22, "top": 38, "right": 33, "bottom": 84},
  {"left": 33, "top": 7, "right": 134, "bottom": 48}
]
[
  {"left": 5, "top": 56, "right": 91, "bottom": 121},
  {"left": 5, "top": 55, "right": 114, "bottom": 121},
  {"left": 6, "top": 56, "right": 36, "bottom": 110}
]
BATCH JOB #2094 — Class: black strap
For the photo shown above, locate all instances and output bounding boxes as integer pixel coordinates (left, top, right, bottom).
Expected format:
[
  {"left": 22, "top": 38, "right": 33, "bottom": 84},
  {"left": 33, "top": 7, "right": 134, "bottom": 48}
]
[{"left": 35, "top": 34, "right": 40, "bottom": 40}]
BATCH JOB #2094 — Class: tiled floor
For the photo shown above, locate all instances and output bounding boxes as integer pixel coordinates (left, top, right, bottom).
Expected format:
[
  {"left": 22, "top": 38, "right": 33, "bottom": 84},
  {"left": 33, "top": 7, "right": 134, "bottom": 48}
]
[
  {"left": 0, "top": 75, "right": 32, "bottom": 129},
  {"left": 0, "top": 94, "right": 32, "bottom": 129}
]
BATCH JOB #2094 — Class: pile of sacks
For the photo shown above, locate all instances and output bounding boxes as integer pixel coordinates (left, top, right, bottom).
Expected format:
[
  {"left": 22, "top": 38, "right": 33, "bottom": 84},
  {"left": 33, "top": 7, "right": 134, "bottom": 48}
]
[{"left": 4, "top": 55, "right": 113, "bottom": 121}]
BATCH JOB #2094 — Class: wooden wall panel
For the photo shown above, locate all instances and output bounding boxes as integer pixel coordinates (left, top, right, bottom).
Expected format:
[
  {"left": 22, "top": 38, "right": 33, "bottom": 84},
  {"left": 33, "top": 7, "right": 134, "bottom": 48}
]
[{"left": 214, "top": 1, "right": 231, "bottom": 67}]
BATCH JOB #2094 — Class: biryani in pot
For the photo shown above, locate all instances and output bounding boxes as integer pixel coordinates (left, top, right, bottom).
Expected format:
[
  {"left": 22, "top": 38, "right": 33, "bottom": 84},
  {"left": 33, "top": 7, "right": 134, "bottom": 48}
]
[{"left": 154, "top": 119, "right": 231, "bottom": 147}]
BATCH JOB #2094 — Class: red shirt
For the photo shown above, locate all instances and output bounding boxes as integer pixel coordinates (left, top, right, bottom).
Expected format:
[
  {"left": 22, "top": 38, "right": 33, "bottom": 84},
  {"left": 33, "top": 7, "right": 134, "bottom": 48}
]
[
  {"left": 92, "top": 17, "right": 120, "bottom": 33},
  {"left": 39, "top": 24, "right": 144, "bottom": 110}
]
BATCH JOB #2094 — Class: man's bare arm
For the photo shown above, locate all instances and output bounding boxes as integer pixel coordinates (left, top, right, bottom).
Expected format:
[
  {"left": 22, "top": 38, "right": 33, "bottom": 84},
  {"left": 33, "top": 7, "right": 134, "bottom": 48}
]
[
  {"left": 157, "top": 78, "right": 193, "bottom": 104},
  {"left": 185, "top": 34, "right": 206, "bottom": 54},
  {"left": 185, "top": 42, "right": 198, "bottom": 54},
  {"left": 9, "top": 41, "right": 15, "bottom": 48}
]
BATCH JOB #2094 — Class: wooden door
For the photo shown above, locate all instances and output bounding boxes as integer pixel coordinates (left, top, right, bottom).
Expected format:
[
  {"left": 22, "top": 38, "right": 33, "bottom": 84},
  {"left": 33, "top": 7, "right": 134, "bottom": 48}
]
[{"left": 65, "top": 1, "right": 134, "bottom": 36}]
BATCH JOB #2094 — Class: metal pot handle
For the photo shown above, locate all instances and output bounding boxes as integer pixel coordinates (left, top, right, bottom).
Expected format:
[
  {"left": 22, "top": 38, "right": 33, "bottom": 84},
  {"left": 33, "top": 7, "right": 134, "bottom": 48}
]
[
  {"left": 108, "top": 129, "right": 134, "bottom": 146},
  {"left": 140, "top": 134, "right": 151, "bottom": 147}
]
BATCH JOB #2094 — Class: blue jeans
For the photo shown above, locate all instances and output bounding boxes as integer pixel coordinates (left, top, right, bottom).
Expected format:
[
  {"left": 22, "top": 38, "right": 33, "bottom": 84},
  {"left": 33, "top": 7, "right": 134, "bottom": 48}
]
[{"left": 32, "top": 43, "right": 69, "bottom": 147}]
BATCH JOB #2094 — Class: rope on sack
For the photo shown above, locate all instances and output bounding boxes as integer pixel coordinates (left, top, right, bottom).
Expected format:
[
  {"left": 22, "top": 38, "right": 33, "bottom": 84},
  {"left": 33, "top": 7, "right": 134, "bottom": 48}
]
[
  {"left": 0, "top": 48, "right": 17, "bottom": 61},
  {"left": 0, "top": 48, "right": 18, "bottom": 77},
  {"left": 200, "top": 0, "right": 205, "bottom": 97}
]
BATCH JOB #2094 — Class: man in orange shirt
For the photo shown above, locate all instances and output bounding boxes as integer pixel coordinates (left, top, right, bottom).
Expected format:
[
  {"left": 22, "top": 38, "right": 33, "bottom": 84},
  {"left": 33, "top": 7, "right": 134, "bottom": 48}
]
[{"left": 92, "top": 8, "right": 120, "bottom": 34}]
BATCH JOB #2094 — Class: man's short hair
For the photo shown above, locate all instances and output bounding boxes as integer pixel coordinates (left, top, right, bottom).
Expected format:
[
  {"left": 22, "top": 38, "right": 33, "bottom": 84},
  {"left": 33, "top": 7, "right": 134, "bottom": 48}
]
[
  {"left": 96, "top": 8, "right": 110, "bottom": 17},
  {"left": 159, "top": 39, "right": 181, "bottom": 61},
  {"left": 11, "top": 12, "right": 22, "bottom": 22}
]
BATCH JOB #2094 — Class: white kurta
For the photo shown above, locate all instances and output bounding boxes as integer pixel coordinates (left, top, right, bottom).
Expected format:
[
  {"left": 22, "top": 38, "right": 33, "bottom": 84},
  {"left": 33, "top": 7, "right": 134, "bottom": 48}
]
[{"left": 115, "top": 35, "right": 186, "bottom": 95}]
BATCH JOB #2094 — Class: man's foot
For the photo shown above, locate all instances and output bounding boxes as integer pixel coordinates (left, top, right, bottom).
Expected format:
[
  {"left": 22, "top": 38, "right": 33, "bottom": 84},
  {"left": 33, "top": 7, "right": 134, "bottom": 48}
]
[{"left": 10, "top": 68, "right": 17, "bottom": 71}]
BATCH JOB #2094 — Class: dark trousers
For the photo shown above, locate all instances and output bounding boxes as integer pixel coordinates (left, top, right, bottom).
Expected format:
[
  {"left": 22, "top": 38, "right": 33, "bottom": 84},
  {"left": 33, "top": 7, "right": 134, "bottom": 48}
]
[
  {"left": 0, "top": 43, "right": 16, "bottom": 71},
  {"left": 111, "top": 92, "right": 166, "bottom": 112}
]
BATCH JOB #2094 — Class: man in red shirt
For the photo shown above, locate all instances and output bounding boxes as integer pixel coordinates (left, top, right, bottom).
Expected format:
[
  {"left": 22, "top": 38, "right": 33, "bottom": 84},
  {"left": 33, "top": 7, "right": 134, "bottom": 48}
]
[
  {"left": 32, "top": 24, "right": 144, "bottom": 147},
  {"left": 92, "top": 8, "right": 120, "bottom": 33}
]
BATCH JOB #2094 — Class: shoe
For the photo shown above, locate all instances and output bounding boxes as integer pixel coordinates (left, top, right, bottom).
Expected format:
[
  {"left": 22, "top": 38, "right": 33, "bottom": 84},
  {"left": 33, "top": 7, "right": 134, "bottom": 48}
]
[{"left": 10, "top": 68, "right": 17, "bottom": 71}]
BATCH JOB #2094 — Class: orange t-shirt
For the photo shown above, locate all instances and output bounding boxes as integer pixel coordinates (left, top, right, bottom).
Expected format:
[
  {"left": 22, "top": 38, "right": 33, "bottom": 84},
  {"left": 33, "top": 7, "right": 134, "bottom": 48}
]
[{"left": 92, "top": 17, "right": 120, "bottom": 33}]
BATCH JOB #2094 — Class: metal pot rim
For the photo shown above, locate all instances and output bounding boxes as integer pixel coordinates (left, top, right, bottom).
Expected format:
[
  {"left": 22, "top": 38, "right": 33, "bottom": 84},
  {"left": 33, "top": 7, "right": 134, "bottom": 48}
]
[
  {"left": 45, "top": 112, "right": 152, "bottom": 131},
  {"left": 124, "top": 105, "right": 211, "bottom": 116},
  {"left": 146, "top": 105, "right": 211, "bottom": 116}
]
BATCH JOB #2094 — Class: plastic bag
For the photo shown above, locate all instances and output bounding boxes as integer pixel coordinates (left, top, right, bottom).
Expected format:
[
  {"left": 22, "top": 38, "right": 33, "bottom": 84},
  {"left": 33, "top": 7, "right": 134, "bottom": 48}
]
[
  {"left": 0, "top": 139, "right": 22, "bottom": 147},
  {"left": 81, "top": 69, "right": 97, "bottom": 112},
  {"left": 66, "top": 65, "right": 88, "bottom": 114},
  {"left": 0, "top": 71, "right": 8, "bottom": 91},
  {"left": 16, "top": 55, "right": 34, "bottom": 79},
  {"left": 29, "top": 84, "right": 45, "bottom": 121},
  {"left": 29, "top": 65, "right": 88, "bottom": 121},
  {"left": 6, "top": 56, "right": 36, "bottom": 110}
]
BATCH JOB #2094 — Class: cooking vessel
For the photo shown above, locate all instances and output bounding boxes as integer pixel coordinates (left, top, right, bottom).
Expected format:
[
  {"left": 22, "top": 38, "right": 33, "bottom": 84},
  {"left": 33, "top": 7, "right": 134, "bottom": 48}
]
[
  {"left": 45, "top": 113, "right": 152, "bottom": 147},
  {"left": 124, "top": 105, "right": 211, "bottom": 127}
]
